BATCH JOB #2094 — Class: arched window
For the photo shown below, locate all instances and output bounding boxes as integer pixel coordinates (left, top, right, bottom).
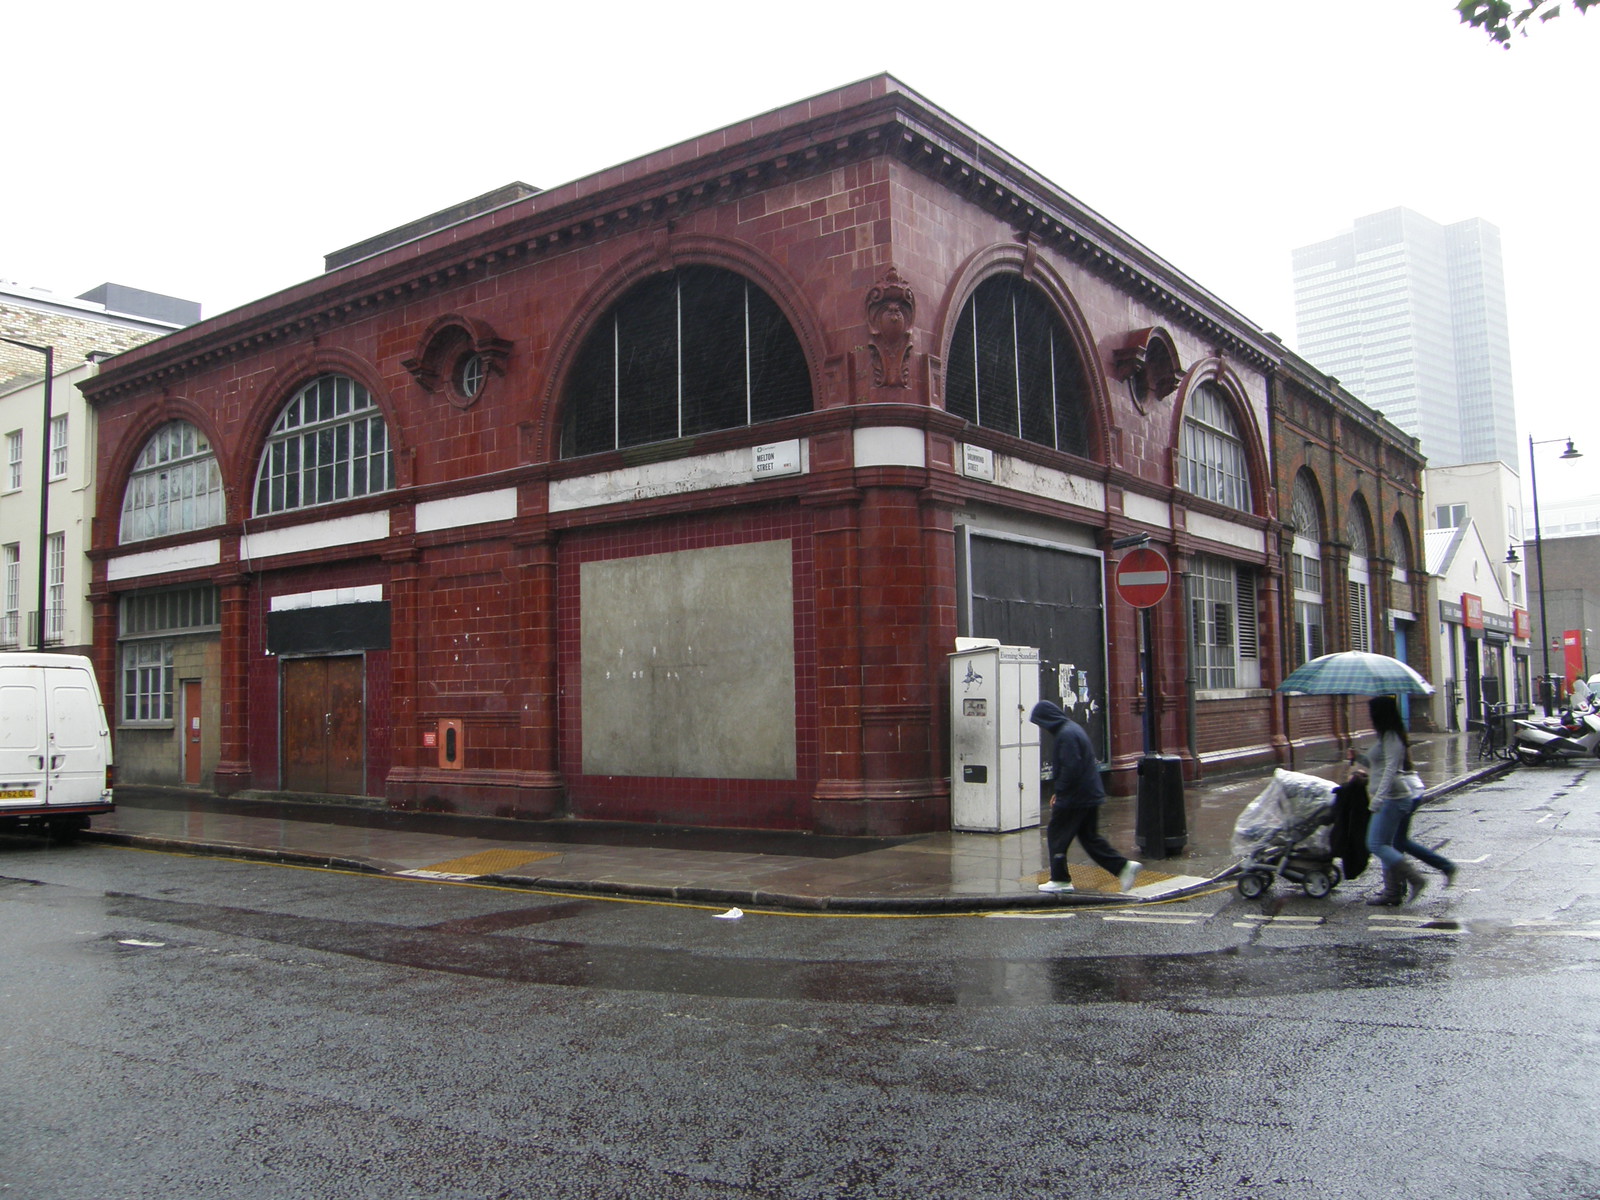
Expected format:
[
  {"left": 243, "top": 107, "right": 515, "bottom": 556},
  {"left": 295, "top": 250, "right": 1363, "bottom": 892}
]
[
  {"left": 120, "top": 421, "right": 225, "bottom": 543},
  {"left": 253, "top": 375, "right": 393, "bottom": 516},
  {"left": 1346, "top": 497, "right": 1374, "bottom": 653},
  {"left": 1290, "top": 471, "right": 1325, "bottom": 666},
  {"left": 1179, "top": 382, "right": 1252, "bottom": 512},
  {"left": 944, "top": 274, "right": 1092, "bottom": 457},
  {"left": 1389, "top": 514, "right": 1412, "bottom": 580},
  {"left": 561, "top": 265, "right": 811, "bottom": 457}
]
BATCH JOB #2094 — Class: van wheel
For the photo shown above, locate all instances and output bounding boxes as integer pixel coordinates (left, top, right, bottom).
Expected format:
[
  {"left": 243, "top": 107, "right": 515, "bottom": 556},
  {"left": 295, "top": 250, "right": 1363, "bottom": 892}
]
[{"left": 47, "top": 819, "right": 83, "bottom": 844}]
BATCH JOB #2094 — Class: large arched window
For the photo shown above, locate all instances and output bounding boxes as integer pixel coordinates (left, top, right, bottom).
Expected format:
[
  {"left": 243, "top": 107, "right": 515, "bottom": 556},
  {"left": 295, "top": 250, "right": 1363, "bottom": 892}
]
[
  {"left": 253, "top": 374, "right": 393, "bottom": 516},
  {"left": 1290, "top": 471, "right": 1325, "bottom": 666},
  {"left": 1390, "top": 514, "right": 1413, "bottom": 582},
  {"left": 120, "top": 420, "right": 225, "bottom": 543},
  {"left": 1346, "top": 497, "right": 1374, "bottom": 653},
  {"left": 560, "top": 265, "right": 811, "bottom": 457},
  {"left": 1179, "top": 382, "right": 1252, "bottom": 512},
  {"left": 944, "top": 274, "right": 1092, "bottom": 457}
]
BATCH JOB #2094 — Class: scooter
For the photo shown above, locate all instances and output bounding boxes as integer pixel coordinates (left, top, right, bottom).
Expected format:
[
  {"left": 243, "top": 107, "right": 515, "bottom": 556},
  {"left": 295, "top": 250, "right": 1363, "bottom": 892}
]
[{"left": 1513, "top": 702, "right": 1600, "bottom": 765}]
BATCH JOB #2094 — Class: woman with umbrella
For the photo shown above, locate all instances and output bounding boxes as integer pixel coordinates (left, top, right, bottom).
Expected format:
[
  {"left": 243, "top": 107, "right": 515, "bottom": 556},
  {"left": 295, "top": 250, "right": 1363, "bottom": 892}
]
[
  {"left": 1357, "top": 694, "right": 1458, "bottom": 904},
  {"left": 1277, "top": 652, "right": 1455, "bottom": 904}
]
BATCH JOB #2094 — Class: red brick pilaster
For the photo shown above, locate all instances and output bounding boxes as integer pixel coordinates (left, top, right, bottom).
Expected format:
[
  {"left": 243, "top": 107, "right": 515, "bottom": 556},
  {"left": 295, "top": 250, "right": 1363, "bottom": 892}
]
[
  {"left": 810, "top": 481, "right": 945, "bottom": 835},
  {"left": 384, "top": 550, "right": 420, "bottom": 786},
  {"left": 515, "top": 531, "right": 564, "bottom": 814},
  {"left": 806, "top": 487, "right": 864, "bottom": 821},
  {"left": 213, "top": 575, "right": 252, "bottom": 795}
]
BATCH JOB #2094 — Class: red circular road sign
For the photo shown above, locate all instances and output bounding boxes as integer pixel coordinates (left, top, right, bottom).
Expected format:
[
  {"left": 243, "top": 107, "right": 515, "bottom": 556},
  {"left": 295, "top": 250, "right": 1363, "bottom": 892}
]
[{"left": 1115, "top": 547, "right": 1171, "bottom": 608}]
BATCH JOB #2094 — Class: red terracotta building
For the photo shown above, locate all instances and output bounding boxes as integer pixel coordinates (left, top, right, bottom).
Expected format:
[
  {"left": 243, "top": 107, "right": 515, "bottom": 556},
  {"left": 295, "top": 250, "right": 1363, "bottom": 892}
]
[{"left": 83, "top": 76, "right": 1295, "bottom": 835}]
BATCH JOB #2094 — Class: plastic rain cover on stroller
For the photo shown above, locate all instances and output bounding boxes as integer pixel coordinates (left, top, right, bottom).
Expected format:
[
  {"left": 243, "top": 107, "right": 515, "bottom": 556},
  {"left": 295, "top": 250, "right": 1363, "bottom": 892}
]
[{"left": 1230, "top": 769, "right": 1343, "bottom": 899}]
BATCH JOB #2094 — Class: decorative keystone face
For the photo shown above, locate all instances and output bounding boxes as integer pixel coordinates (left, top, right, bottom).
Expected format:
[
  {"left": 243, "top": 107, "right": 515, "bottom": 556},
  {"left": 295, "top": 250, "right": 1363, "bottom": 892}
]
[{"left": 866, "top": 267, "right": 915, "bottom": 389}]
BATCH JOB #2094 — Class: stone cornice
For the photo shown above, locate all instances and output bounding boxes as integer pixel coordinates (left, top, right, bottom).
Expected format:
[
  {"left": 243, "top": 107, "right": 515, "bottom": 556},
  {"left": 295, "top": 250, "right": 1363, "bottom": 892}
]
[{"left": 82, "top": 76, "right": 1284, "bottom": 403}]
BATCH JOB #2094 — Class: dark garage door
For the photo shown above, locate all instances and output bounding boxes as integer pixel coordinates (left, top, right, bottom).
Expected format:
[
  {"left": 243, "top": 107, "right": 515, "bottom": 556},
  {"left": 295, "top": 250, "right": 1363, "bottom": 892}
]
[{"left": 963, "top": 534, "right": 1107, "bottom": 759}]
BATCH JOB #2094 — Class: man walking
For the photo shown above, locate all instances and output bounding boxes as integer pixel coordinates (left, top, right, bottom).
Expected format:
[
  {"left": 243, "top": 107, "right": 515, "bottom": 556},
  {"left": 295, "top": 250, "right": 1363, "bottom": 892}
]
[{"left": 1029, "top": 700, "right": 1141, "bottom": 894}]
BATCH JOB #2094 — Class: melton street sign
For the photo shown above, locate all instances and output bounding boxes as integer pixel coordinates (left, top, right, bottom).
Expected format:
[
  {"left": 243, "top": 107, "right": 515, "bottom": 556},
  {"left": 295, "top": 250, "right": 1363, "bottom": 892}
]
[{"left": 1114, "top": 547, "right": 1171, "bottom": 609}]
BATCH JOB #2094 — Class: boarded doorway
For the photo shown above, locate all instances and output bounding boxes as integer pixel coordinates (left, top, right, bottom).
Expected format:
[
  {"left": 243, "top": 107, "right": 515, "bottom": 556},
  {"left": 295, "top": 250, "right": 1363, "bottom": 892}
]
[{"left": 282, "top": 656, "right": 365, "bottom": 795}]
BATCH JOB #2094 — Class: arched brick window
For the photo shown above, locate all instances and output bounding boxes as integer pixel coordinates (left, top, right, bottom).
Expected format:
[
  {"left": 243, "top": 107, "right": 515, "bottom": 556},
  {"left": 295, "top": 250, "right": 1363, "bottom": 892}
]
[
  {"left": 560, "top": 265, "right": 811, "bottom": 457},
  {"left": 120, "top": 420, "right": 225, "bottom": 543},
  {"left": 1346, "top": 496, "right": 1375, "bottom": 653},
  {"left": 1290, "top": 471, "right": 1326, "bottom": 666},
  {"left": 944, "top": 274, "right": 1092, "bottom": 456},
  {"left": 253, "top": 374, "right": 393, "bottom": 516},
  {"left": 1179, "top": 382, "right": 1253, "bottom": 512}
]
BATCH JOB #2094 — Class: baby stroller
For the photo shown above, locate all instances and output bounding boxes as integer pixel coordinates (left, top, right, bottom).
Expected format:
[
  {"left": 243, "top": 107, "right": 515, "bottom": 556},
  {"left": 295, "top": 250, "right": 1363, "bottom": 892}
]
[{"left": 1231, "top": 769, "right": 1343, "bottom": 899}]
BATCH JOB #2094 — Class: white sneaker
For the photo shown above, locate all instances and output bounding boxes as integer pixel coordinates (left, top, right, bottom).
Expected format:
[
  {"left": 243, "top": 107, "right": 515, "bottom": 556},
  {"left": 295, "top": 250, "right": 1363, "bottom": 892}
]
[
  {"left": 1118, "top": 861, "right": 1143, "bottom": 892},
  {"left": 1038, "top": 880, "right": 1076, "bottom": 893}
]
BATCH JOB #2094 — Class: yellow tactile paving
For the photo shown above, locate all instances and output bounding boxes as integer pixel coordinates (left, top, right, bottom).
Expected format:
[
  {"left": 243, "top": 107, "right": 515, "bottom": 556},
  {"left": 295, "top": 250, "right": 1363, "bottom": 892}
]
[
  {"left": 420, "top": 849, "right": 560, "bottom": 875},
  {"left": 1030, "top": 864, "right": 1176, "bottom": 891}
]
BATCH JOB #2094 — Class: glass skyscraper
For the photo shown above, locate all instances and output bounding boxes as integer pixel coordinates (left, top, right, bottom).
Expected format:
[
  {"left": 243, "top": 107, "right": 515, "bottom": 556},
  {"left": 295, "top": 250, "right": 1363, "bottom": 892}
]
[{"left": 1292, "top": 208, "right": 1518, "bottom": 471}]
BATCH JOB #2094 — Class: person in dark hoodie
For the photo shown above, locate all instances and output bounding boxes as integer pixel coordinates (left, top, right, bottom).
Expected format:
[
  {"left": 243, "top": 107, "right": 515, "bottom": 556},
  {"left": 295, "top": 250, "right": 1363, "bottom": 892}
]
[{"left": 1029, "top": 700, "right": 1142, "bottom": 894}]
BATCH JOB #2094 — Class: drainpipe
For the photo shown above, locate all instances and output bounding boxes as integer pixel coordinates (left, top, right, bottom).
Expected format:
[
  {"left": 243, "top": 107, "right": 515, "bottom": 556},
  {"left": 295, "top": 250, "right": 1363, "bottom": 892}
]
[{"left": 1182, "top": 566, "right": 1200, "bottom": 779}]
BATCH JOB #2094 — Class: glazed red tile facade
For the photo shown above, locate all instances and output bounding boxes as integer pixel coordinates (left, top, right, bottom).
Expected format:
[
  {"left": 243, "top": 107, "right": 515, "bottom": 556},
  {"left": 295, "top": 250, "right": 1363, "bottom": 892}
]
[{"left": 82, "top": 76, "right": 1427, "bottom": 834}]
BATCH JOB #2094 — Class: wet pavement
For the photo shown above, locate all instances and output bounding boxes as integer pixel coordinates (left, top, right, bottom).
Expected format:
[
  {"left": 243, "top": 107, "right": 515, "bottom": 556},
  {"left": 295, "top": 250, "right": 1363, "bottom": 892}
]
[{"left": 82, "top": 730, "right": 1509, "bottom": 912}]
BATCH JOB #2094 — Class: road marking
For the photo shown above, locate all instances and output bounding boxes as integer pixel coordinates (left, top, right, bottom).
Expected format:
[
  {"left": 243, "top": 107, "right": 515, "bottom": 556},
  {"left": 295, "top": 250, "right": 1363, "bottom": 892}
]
[
  {"left": 985, "top": 911, "right": 1079, "bottom": 920},
  {"left": 1233, "top": 915, "right": 1325, "bottom": 928},
  {"left": 1515, "top": 929, "right": 1600, "bottom": 939},
  {"left": 1102, "top": 914, "right": 1199, "bottom": 925}
]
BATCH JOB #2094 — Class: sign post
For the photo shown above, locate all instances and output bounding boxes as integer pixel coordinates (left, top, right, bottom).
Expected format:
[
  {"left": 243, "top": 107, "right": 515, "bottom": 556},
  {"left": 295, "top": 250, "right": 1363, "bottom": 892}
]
[
  {"left": 1114, "top": 545, "right": 1185, "bottom": 858},
  {"left": 1115, "top": 548, "right": 1172, "bottom": 754}
]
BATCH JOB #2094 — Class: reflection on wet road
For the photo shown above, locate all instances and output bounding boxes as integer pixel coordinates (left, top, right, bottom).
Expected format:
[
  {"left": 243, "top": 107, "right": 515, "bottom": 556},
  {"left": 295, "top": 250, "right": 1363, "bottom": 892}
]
[{"left": 102, "top": 892, "right": 1547, "bottom": 1007}]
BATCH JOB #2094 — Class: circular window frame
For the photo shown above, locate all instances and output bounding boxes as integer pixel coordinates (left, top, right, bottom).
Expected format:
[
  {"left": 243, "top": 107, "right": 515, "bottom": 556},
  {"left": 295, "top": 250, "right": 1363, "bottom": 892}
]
[{"left": 455, "top": 353, "right": 486, "bottom": 406}]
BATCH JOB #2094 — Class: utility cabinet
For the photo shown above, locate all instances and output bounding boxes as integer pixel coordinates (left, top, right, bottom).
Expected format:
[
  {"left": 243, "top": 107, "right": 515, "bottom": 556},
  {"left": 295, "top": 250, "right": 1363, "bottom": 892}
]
[{"left": 949, "top": 643, "right": 1041, "bottom": 832}]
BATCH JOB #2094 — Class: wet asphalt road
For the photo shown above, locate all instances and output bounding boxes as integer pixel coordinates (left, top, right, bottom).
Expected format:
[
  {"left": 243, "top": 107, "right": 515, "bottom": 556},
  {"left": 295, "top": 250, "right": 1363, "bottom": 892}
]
[{"left": 1, "top": 767, "right": 1597, "bottom": 1199}]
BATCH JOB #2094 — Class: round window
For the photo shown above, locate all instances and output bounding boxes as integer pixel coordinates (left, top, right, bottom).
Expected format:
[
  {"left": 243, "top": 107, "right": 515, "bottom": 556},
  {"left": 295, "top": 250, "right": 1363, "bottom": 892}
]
[{"left": 457, "top": 353, "right": 486, "bottom": 401}]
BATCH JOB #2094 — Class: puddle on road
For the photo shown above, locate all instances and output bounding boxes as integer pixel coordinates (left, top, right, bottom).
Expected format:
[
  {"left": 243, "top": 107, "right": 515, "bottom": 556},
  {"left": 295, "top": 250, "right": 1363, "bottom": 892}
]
[{"left": 95, "top": 893, "right": 1551, "bottom": 1008}]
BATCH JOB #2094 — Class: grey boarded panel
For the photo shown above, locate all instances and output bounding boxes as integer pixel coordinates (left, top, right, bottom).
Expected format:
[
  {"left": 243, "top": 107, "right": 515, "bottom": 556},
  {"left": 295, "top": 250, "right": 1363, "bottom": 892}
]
[{"left": 580, "top": 540, "right": 796, "bottom": 779}]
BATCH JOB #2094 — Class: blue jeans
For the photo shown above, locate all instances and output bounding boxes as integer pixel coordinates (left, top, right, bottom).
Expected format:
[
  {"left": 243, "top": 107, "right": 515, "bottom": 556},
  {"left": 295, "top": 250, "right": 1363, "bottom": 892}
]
[{"left": 1365, "top": 796, "right": 1455, "bottom": 873}]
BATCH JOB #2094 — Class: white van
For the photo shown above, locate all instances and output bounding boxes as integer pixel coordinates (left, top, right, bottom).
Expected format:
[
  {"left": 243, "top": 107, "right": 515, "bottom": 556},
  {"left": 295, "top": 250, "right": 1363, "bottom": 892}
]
[{"left": 0, "top": 652, "right": 115, "bottom": 841}]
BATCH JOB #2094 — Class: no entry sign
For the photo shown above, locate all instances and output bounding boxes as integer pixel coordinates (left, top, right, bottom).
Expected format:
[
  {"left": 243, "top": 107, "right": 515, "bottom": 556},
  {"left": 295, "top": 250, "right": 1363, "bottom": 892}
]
[{"left": 1115, "top": 547, "right": 1171, "bottom": 608}]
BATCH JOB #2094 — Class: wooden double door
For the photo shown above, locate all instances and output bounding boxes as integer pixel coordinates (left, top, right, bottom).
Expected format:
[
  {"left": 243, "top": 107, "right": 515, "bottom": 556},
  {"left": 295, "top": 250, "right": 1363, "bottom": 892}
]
[{"left": 283, "top": 656, "right": 365, "bottom": 796}]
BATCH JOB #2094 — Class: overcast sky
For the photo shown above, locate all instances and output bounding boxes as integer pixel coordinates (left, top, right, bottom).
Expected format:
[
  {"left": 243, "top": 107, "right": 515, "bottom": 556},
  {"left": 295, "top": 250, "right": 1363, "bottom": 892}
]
[{"left": 6, "top": 0, "right": 1594, "bottom": 505}]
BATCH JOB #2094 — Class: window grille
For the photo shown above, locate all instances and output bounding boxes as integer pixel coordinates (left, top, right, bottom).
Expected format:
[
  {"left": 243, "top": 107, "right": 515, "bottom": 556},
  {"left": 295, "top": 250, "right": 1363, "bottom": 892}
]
[
  {"left": 1179, "top": 383, "right": 1251, "bottom": 512},
  {"left": 944, "top": 274, "right": 1092, "bottom": 457},
  {"left": 1190, "top": 556, "right": 1257, "bottom": 689},
  {"left": 1346, "top": 505, "right": 1372, "bottom": 557},
  {"left": 121, "top": 421, "right": 225, "bottom": 542},
  {"left": 1236, "top": 570, "right": 1258, "bottom": 661},
  {"left": 253, "top": 375, "right": 393, "bottom": 515},
  {"left": 561, "top": 266, "right": 810, "bottom": 457},
  {"left": 121, "top": 640, "right": 174, "bottom": 723},
  {"left": 119, "top": 587, "right": 221, "bottom": 637},
  {"left": 1347, "top": 578, "right": 1371, "bottom": 653}
]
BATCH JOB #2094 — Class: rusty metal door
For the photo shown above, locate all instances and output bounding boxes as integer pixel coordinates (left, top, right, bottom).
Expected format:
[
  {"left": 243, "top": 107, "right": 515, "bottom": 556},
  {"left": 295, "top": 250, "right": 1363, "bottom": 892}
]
[{"left": 283, "top": 657, "right": 365, "bottom": 795}]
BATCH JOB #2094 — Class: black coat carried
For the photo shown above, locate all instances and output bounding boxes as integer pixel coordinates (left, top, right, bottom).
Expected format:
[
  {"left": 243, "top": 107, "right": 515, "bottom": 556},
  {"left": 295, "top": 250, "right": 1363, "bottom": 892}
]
[{"left": 1330, "top": 778, "right": 1371, "bottom": 881}]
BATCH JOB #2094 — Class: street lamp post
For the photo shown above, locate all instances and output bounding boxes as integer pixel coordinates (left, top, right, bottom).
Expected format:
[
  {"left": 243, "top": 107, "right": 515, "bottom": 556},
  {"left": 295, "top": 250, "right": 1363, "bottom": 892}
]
[
  {"left": 0, "top": 337, "right": 53, "bottom": 652},
  {"left": 1529, "top": 434, "right": 1582, "bottom": 713}
]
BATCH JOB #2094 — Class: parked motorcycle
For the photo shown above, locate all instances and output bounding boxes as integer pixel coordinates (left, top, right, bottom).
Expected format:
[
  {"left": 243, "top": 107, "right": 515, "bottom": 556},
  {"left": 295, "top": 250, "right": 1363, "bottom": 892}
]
[{"left": 1513, "top": 685, "right": 1600, "bottom": 764}]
